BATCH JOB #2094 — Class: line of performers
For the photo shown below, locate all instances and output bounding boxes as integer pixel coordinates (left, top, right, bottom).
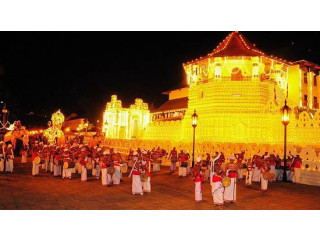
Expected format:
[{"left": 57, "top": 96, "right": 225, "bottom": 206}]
[
  {"left": 0, "top": 142, "right": 15, "bottom": 173},
  {"left": 187, "top": 150, "right": 302, "bottom": 206},
  {"left": 30, "top": 143, "right": 168, "bottom": 195},
  {"left": 30, "top": 142, "right": 127, "bottom": 186}
]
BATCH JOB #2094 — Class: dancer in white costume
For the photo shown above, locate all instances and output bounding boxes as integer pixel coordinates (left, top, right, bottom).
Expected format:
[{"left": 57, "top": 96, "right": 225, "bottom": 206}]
[
  {"left": 212, "top": 171, "right": 224, "bottom": 206},
  {"left": 224, "top": 157, "right": 237, "bottom": 203},
  {"left": 260, "top": 162, "right": 270, "bottom": 191},
  {"left": 5, "top": 144, "right": 14, "bottom": 173},
  {"left": 245, "top": 158, "right": 253, "bottom": 186},
  {"left": 131, "top": 159, "right": 143, "bottom": 195},
  {"left": 210, "top": 152, "right": 221, "bottom": 185},
  {"left": 21, "top": 146, "right": 28, "bottom": 163},
  {"left": 292, "top": 155, "right": 302, "bottom": 184}
]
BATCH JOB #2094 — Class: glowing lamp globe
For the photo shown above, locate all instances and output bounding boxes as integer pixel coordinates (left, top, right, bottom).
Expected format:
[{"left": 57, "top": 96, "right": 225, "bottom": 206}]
[
  {"left": 281, "top": 100, "right": 291, "bottom": 126},
  {"left": 192, "top": 110, "right": 198, "bottom": 128}
]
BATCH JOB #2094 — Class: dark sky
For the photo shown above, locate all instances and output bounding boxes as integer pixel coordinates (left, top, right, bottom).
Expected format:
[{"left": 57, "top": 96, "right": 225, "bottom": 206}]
[{"left": 1, "top": 31, "right": 320, "bottom": 128}]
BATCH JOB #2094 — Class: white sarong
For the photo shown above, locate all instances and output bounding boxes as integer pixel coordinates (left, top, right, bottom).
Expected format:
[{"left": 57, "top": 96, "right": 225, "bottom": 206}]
[
  {"left": 53, "top": 165, "right": 61, "bottom": 176},
  {"left": 261, "top": 174, "right": 268, "bottom": 190},
  {"left": 178, "top": 167, "right": 187, "bottom": 177},
  {"left": 252, "top": 167, "right": 260, "bottom": 182},
  {"left": 6, "top": 159, "right": 14, "bottom": 173},
  {"left": 132, "top": 175, "right": 143, "bottom": 194},
  {"left": 195, "top": 182, "right": 202, "bottom": 202},
  {"left": 212, "top": 181, "right": 224, "bottom": 205},
  {"left": 142, "top": 177, "right": 151, "bottom": 192},
  {"left": 113, "top": 166, "right": 121, "bottom": 185},
  {"left": 62, "top": 168, "right": 72, "bottom": 179},
  {"left": 0, "top": 159, "right": 4, "bottom": 171},
  {"left": 32, "top": 162, "right": 40, "bottom": 175},
  {"left": 21, "top": 154, "right": 27, "bottom": 163},
  {"left": 292, "top": 168, "right": 301, "bottom": 183},
  {"left": 101, "top": 168, "right": 107, "bottom": 185},
  {"left": 269, "top": 166, "right": 276, "bottom": 182},
  {"left": 245, "top": 170, "right": 252, "bottom": 185},
  {"left": 81, "top": 166, "right": 87, "bottom": 181},
  {"left": 224, "top": 177, "right": 236, "bottom": 202}
]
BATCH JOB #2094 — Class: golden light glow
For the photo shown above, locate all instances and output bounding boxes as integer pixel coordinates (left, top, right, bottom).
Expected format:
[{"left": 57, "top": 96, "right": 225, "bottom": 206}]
[
  {"left": 102, "top": 95, "right": 150, "bottom": 139},
  {"left": 44, "top": 110, "right": 65, "bottom": 145}
]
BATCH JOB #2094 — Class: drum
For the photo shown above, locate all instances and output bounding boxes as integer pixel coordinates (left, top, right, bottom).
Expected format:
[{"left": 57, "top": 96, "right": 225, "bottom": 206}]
[
  {"left": 121, "top": 164, "right": 128, "bottom": 173},
  {"left": 34, "top": 156, "right": 41, "bottom": 164},
  {"left": 262, "top": 172, "right": 270, "bottom": 180},
  {"left": 86, "top": 162, "right": 93, "bottom": 170},
  {"left": 268, "top": 172, "right": 275, "bottom": 180},
  {"left": 222, "top": 177, "right": 231, "bottom": 187},
  {"left": 68, "top": 162, "right": 75, "bottom": 168},
  {"left": 63, "top": 162, "right": 69, "bottom": 169},
  {"left": 107, "top": 166, "right": 115, "bottom": 175},
  {"left": 140, "top": 172, "right": 148, "bottom": 182}
]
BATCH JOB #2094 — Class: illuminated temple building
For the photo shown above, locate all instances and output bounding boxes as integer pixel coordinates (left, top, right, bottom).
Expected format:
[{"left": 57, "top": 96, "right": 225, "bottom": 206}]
[{"left": 103, "top": 31, "right": 320, "bottom": 147}]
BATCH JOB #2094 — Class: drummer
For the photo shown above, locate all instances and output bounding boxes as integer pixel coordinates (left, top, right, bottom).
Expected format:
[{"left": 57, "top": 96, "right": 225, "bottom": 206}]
[
  {"left": 178, "top": 150, "right": 187, "bottom": 177},
  {"left": 32, "top": 146, "right": 40, "bottom": 176},
  {"left": 62, "top": 149, "right": 72, "bottom": 180},
  {"left": 260, "top": 161, "right": 270, "bottom": 191},
  {"left": 101, "top": 151, "right": 108, "bottom": 185},
  {"left": 224, "top": 156, "right": 238, "bottom": 204},
  {"left": 80, "top": 150, "right": 88, "bottom": 181},
  {"left": 53, "top": 148, "right": 62, "bottom": 177},
  {"left": 142, "top": 158, "right": 151, "bottom": 193},
  {"left": 112, "top": 149, "right": 122, "bottom": 185},
  {"left": 93, "top": 149, "right": 101, "bottom": 180},
  {"left": 212, "top": 165, "right": 224, "bottom": 206},
  {"left": 245, "top": 157, "right": 253, "bottom": 186},
  {"left": 131, "top": 158, "right": 143, "bottom": 195},
  {"left": 194, "top": 158, "right": 204, "bottom": 202},
  {"left": 5, "top": 144, "right": 14, "bottom": 173}
]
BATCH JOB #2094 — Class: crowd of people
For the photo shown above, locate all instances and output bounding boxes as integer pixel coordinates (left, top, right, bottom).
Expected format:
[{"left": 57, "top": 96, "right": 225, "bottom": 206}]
[
  {"left": 0, "top": 139, "right": 303, "bottom": 206},
  {"left": 166, "top": 148, "right": 302, "bottom": 206}
]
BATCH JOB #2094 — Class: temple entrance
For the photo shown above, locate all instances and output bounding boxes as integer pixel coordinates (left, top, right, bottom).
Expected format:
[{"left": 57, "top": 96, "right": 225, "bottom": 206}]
[
  {"left": 131, "top": 118, "right": 139, "bottom": 139},
  {"left": 231, "top": 67, "right": 243, "bottom": 81}
]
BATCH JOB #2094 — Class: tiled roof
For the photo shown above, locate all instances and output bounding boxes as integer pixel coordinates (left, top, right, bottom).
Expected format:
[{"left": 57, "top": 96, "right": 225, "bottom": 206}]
[{"left": 151, "top": 97, "right": 188, "bottom": 113}]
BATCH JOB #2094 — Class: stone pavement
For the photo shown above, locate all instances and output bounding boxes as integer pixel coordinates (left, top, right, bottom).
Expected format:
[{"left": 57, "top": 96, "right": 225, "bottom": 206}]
[{"left": 1, "top": 158, "right": 320, "bottom": 210}]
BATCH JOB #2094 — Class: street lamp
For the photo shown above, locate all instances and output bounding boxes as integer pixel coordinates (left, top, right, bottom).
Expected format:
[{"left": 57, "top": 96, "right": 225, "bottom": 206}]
[
  {"left": 281, "top": 99, "right": 291, "bottom": 182},
  {"left": 191, "top": 110, "right": 198, "bottom": 168}
]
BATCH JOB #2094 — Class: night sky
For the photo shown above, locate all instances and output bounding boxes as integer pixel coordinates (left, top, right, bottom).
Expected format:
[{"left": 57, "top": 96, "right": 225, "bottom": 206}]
[{"left": 1, "top": 31, "right": 320, "bottom": 128}]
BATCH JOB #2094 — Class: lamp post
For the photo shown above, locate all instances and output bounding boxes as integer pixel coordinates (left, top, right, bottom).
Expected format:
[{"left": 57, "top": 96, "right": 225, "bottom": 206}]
[
  {"left": 281, "top": 99, "right": 291, "bottom": 182},
  {"left": 191, "top": 110, "right": 198, "bottom": 168}
]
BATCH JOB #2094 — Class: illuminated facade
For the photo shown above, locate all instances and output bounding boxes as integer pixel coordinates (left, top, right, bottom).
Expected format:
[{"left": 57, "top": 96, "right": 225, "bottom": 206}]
[
  {"left": 102, "top": 95, "right": 150, "bottom": 139},
  {"left": 44, "top": 109, "right": 65, "bottom": 145},
  {"left": 104, "top": 32, "right": 320, "bottom": 148}
]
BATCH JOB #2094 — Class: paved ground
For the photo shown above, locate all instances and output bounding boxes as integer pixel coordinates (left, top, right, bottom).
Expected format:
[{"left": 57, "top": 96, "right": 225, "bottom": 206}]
[{"left": 1, "top": 158, "right": 320, "bottom": 210}]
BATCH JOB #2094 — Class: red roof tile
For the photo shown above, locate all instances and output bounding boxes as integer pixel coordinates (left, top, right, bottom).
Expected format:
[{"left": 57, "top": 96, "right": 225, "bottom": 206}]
[{"left": 209, "top": 31, "right": 265, "bottom": 57}]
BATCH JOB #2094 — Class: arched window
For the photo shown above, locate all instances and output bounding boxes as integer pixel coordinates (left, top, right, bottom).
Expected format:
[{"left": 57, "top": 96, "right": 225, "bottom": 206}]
[{"left": 231, "top": 67, "right": 243, "bottom": 81}]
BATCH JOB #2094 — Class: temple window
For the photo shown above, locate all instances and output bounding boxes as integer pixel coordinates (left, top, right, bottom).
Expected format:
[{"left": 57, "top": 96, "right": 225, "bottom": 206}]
[
  {"left": 231, "top": 67, "right": 243, "bottom": 81},
  {"left": 314, "top": 97, "right": 318, "bottom": 109},
  {"left": 304, "top": 72, "right": 308, "bottom": 84},
  {"left": 314, "top": 74, "right": 317, "bottom": 86},
  {"left": 303, "top": 95, "right": 308, "bottom": 107},
  {"left": 200, "top": 91, "right": 204, "bottom": 99}
]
